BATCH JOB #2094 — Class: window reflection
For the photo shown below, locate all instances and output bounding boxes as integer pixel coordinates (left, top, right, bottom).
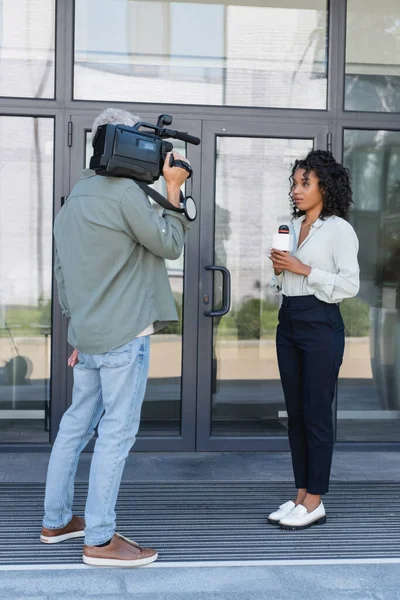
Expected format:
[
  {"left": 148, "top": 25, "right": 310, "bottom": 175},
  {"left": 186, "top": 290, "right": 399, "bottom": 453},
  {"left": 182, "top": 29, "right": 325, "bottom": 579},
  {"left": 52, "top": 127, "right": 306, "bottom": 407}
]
[
  {"left": 0, "top": 117, "right": 54, "bottom": 443},
  {"left": 341, "top": 129, "right": 400, "bottom": 441},
  {"left": 345, "top": 0, "right": 400, "bottom": 112},
  {"left": 74, "top": 0, "right": 328, "bottom": 110},
  {"left": 0, "top": 0, "right": 55, "bottom": 99},
  {"left": 212, "top": 136, "right": 313, "bottom": 436}
]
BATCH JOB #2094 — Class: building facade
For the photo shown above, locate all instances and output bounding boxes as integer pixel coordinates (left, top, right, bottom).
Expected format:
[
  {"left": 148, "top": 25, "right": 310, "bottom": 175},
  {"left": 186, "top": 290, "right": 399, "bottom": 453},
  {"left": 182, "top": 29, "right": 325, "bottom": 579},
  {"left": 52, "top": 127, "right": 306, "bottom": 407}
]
[{"left": 0, "top": 0, "right": 399, "bottom": 451}]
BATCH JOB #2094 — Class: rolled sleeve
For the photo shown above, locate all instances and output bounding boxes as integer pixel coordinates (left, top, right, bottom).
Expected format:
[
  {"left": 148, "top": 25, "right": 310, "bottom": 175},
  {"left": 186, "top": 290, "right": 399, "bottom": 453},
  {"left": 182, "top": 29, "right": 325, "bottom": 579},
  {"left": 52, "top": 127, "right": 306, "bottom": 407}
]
[
  {"left": 163, "top": 209, "right": 192, "bottom": 232},
  {"left": 306, "top": 223, "right": 360, "bottom": 303},
  {"left": 271, "top": 272, "right": 284, "bottom": 293}
]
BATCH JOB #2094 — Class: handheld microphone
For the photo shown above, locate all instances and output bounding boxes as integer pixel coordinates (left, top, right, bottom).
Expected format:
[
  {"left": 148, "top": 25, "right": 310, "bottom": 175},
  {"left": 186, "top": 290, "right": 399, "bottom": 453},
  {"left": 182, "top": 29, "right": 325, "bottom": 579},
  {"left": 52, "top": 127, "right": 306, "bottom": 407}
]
[{"left": 272, "top": 224, "right": 292, "bottom": 251}]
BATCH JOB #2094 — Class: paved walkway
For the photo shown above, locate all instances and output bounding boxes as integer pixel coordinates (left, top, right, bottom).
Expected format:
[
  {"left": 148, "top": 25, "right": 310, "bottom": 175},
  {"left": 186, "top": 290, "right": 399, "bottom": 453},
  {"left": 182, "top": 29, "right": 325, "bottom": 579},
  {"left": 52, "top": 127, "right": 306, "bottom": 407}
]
[
  {"left": 1, "top": 450, "right": 399, "bottom": 483},
  {"left": 0, "top": 451, "right": 399, "bottom": 599},
  {"left": 2, "top": 563, "right": 400, "bottom": 600}
]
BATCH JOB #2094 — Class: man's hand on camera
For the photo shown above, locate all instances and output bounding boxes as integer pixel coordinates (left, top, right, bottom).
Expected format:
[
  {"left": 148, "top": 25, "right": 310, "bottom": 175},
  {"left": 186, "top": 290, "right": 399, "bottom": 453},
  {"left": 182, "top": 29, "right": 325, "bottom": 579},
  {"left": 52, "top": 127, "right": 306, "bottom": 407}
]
[{"left": 163, "top": 151, "right": 191, "bottom": 208}]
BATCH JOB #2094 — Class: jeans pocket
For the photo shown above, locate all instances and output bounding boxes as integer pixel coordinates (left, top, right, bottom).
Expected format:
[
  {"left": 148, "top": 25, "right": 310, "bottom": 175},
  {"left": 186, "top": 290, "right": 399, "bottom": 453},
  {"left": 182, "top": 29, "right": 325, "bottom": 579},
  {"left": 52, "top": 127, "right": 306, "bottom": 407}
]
[
  {"left": 77, "top": 352, "right": 87, "bottom": 367},
  {"left": 103, "top": 341, "right": 133, "bottom": 367}
]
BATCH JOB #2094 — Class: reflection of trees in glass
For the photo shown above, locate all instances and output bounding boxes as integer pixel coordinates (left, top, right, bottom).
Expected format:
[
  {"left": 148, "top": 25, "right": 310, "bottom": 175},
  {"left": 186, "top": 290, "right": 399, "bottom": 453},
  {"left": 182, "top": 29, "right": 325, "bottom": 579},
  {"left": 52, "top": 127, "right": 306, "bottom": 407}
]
[
  {"left": 388, "top": 179, "right": 400, "bottom": 210},
  {"left": 0, "top": 305, "right": 49, "bottom": 338},
  {"left": 28, "top": 2, "right": 55, "bottom": 303},
  {"left": 344, "top": 131, "right": 400, "bottom": 311},
  {"left": 39, "top": 299, "right": 52, "bottom": 329},
  {"left": 340, "top": 297, "right": 370, "bottom": 337},
  {"left": 385, "top": 179, "right": 400, "bottom": 286},
  {"left": 287, "top": 7, "right": 327, "bottom": 110},
  {"left": 218, "top": 296, "right": 370, "bottom": 341},
  {"left": 26, "top": 1, "right": 55, "bottom": 98},
  {"left": 344, "top": 138, "right": 384, "bottom": 212},
  {"left": 376, "top": 213, "right": 400, "bottom": 290},
  {"left": 345, "top": 11, "right": 400, "bottom": 112},
  {"left": 293, "top": 10, "right": 327, "bottom": 80},
  {"left": 236, "top": 298, "right": 278, "bottom": 340}
]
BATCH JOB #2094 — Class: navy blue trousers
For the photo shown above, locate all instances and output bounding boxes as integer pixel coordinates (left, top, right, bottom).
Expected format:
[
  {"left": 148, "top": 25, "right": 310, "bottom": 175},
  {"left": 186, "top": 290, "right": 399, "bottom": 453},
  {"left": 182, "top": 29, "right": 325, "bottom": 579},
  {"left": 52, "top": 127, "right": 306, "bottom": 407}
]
[{"left": 276, "top": 295, "right": 345, "bottom": 495}]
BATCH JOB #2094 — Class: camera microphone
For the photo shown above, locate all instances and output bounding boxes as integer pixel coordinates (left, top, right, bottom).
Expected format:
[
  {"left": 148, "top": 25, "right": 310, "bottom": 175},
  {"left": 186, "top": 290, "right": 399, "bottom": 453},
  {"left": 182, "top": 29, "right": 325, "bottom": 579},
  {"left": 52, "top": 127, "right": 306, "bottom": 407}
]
[
  {"left": 272, "top": 224, "right": 292, "bottom": 251},
  {"left": 162, "top": 129, "right": 201, "bottom": 146}
]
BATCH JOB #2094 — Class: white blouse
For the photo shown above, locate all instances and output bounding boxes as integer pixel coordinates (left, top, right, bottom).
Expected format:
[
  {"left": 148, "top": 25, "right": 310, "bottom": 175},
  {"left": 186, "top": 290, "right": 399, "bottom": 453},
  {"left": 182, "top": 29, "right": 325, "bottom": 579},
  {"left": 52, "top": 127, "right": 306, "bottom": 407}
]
[{"left": 271, "top": 215, "right": 360, "bottom": 304}]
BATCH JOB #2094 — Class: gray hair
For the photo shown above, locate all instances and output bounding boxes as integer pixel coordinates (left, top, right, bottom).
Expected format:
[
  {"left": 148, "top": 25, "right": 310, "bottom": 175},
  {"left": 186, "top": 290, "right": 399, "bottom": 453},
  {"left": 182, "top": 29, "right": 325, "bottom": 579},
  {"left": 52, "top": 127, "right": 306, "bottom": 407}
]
[{"left": 91, "top": 108, "right": 140, "bottom": 138}]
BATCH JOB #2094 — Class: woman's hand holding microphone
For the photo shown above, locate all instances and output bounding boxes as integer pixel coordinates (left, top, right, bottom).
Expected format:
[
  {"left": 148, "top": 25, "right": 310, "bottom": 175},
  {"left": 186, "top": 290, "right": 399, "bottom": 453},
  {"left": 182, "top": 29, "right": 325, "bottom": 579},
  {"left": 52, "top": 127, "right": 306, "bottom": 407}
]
[
  {"left": 269, "top": 224, "right": 311, "bottom": 277},
  {"left": 269, "top": 249, "right": 311, "bottom": 277}
]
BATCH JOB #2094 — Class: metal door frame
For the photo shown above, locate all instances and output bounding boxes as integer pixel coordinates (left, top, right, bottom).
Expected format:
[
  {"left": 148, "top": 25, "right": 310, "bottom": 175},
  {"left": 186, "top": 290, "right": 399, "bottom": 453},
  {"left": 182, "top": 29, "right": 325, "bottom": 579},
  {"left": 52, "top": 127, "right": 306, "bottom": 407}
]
[{"left": 196, "top": 119, "right": 331, "bottom": 451}]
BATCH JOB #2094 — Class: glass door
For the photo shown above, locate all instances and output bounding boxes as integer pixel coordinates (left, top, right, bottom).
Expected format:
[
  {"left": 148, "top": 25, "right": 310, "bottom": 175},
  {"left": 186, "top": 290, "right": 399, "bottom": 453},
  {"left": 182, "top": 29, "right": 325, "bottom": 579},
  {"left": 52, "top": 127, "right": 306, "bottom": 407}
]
[
  {"left": 66, "top": 113, "right": 201, "bottom": 450},
  {"left": 196, "top": 120, "right": 330, "bottom": 451}
]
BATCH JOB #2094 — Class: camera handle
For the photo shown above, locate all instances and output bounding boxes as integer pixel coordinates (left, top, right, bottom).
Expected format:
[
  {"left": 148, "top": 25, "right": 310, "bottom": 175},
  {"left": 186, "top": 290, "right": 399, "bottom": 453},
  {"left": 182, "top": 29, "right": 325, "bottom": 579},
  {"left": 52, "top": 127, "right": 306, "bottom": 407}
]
[{"left": 169, "top": 154, "right": 193, "bottom": 179}]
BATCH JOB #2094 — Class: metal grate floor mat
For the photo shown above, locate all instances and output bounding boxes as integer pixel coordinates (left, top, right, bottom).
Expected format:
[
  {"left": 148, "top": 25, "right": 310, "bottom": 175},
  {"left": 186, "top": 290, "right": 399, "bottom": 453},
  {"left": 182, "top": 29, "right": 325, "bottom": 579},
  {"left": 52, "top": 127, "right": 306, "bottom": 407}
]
[{"left": 1, "top": 481, "right": 400, "bottom": 565}]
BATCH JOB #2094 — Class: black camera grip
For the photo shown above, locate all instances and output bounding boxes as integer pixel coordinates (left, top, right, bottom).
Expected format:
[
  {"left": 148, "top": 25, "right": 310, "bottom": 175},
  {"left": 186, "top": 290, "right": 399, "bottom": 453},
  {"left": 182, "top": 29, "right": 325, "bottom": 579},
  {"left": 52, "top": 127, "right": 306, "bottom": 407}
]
[{"left": 169, "top": 155, "right": 193, "bottom": 178}]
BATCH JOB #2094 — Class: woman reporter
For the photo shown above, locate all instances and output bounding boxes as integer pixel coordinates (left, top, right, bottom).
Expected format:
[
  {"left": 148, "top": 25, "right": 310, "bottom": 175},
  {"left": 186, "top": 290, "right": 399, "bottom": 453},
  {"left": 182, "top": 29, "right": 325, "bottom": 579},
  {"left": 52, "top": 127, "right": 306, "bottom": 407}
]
[{"left": 268, "top": 150, "right": 359, "bottom": 531}]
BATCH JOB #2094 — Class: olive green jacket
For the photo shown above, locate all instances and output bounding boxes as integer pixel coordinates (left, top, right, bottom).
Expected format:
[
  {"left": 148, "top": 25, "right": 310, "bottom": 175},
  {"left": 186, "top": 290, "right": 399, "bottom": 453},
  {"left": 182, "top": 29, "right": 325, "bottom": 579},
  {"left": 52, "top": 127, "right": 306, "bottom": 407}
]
[{"left": 54, "top": 169, "right": 191, "bottom": 354}]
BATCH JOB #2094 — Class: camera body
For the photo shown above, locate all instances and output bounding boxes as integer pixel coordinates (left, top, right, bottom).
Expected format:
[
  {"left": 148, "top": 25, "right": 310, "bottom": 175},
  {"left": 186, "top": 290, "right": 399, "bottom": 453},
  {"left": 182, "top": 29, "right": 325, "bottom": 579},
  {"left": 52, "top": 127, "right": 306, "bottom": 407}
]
[
  {"left": 90, "top": 123, "right": 173, "bottom": 184},
  {"left": 89, "top": 114, "right": 199, "bottom": 184}
]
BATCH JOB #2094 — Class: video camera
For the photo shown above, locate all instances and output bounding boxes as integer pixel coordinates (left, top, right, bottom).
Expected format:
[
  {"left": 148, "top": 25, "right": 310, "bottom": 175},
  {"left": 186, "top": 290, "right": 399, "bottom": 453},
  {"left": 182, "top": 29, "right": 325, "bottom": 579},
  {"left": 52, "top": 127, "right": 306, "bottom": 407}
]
[{"left": 90, "top": 114, "right": 200, "bottom": 221}]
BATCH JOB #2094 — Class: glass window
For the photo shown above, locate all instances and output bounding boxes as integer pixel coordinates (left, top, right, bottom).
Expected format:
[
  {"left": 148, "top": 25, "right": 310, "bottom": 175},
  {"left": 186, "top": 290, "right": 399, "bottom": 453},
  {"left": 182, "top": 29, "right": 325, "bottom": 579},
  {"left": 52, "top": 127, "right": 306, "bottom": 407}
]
[
  {"left": 340, "top": 129, "right": 400, "bottom": 441},
  {"left": 0, "top": 0, "right": 55, "bottom": 99},
  {"left": 211, "top": 136, "right": 313, "bottom": 437},
  {"left": 0, "top": 117, "right": 54, "bottom": 443},
  {"left": 74, "top": 0, "right": 328, "bottom": 110},
  {"left": 345, "top": 0, "right": 400, "bottom": 112}
]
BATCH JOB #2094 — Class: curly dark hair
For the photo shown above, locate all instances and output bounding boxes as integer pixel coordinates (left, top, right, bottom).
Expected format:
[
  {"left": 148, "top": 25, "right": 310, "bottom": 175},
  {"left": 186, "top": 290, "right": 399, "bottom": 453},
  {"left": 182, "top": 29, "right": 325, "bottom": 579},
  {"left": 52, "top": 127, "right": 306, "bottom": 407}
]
[{"left": 289, "top": 149, "right": 353, "bottom": 220}]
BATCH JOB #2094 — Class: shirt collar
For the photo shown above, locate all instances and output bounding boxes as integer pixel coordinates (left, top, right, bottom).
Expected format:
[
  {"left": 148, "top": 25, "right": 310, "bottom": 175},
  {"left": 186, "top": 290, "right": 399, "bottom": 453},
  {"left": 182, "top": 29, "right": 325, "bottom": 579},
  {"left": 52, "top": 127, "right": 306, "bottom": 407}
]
[{"left": 296, "top": 215, "right": 326, "bottom": 230}]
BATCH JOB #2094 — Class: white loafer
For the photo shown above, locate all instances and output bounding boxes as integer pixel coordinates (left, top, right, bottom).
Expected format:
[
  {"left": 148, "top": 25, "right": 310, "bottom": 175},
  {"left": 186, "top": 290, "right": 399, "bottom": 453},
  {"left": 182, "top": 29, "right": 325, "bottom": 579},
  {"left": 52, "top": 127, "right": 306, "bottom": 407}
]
[
  {"left": 267, "top": 500, "right": 296, "bottom": 525},
  {"left": 279, "top": 502, "right": 326, "bottom": 530}
]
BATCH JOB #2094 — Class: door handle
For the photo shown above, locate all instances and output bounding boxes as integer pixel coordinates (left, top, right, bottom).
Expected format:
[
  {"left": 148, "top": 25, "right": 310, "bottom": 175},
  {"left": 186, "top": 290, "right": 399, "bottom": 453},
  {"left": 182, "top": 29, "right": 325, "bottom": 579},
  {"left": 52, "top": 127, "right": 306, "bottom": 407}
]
[{"left": 204, "top": 265, "right": 231, "bottom": 317}]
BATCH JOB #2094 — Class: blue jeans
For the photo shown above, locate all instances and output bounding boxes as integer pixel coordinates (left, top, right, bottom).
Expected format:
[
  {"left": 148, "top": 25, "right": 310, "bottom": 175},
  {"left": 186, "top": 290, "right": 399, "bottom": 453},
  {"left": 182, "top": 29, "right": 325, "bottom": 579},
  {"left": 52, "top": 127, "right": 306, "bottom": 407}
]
[{"left": 43, "top": 336, "right": 150, "bottom": 545}]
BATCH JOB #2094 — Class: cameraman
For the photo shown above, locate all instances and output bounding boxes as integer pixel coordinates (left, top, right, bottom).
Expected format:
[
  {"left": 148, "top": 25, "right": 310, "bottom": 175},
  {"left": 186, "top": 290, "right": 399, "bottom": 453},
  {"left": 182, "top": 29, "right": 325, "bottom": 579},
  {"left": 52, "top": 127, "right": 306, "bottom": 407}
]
[{"left": 40, "top": 108, "right": 192, "bottom": 567}]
